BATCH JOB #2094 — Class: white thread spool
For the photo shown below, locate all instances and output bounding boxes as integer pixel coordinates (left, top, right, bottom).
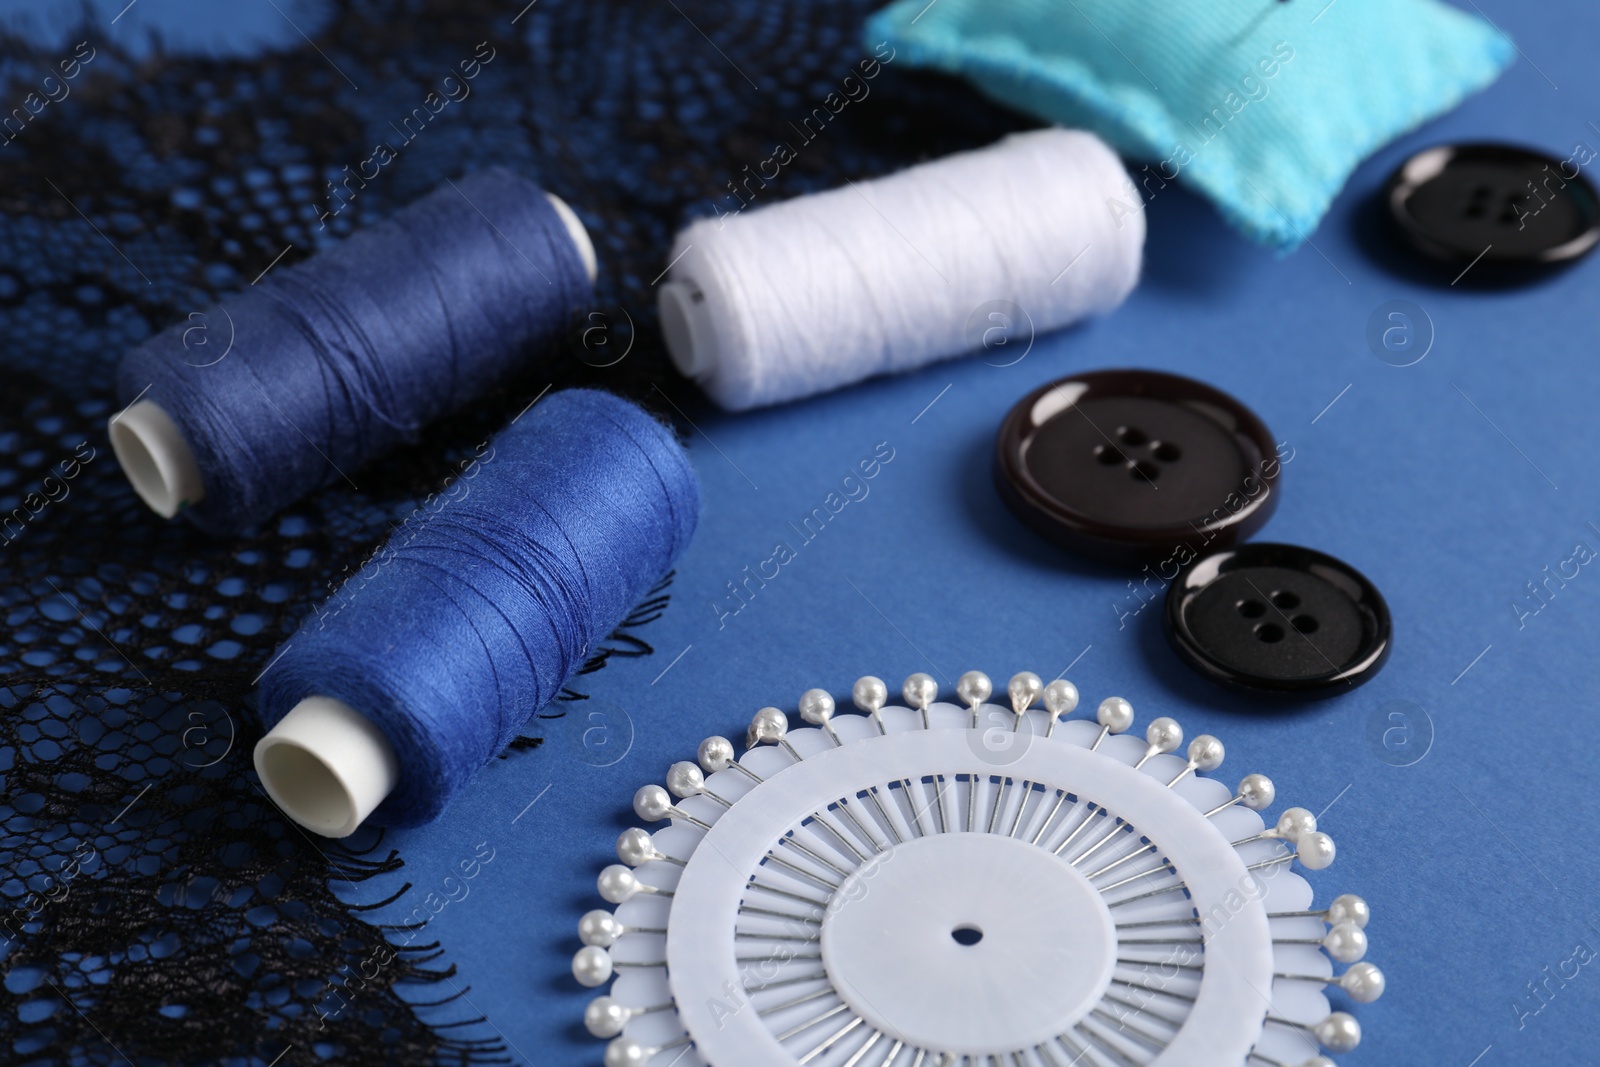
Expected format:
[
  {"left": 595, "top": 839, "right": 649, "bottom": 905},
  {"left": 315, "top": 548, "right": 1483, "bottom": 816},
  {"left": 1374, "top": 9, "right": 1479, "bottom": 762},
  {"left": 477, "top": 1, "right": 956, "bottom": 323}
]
[
  {"left": 658, "top": 128, "right": 1143, "bottom": 411},
  {"left": 109, "top": 194, "right": 596, "bottom": 520}
]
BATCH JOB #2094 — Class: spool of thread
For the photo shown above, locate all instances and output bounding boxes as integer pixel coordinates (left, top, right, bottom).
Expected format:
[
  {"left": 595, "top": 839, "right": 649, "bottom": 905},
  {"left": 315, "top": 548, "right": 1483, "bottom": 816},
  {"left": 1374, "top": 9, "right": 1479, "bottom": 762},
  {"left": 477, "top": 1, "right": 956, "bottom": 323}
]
[
  {"left": 252, "top": 389, "right": 699, "bottom": 837},
  {"left": 658, "top": 128, "right": 1144, "bottom": 411},
  {"left": 110, "top": 167, "right": 598, "bottom": 534}
]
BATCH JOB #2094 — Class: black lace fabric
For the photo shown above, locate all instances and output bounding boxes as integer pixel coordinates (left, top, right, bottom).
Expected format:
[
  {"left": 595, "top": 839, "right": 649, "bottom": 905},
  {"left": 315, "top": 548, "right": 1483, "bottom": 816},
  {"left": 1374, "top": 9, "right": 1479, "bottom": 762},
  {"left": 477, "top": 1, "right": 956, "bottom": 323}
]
[{"left": 0, "top": 1, "right": 1024, "bottom": 1062}]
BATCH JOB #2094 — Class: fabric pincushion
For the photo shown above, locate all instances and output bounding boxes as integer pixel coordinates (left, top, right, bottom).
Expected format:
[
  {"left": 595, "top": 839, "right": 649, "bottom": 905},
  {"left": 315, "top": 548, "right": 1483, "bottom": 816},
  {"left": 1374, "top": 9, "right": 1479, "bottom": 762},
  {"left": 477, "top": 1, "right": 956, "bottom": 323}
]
[{"left": 866, "top": 0, "right": 1515, "bottom": 250}]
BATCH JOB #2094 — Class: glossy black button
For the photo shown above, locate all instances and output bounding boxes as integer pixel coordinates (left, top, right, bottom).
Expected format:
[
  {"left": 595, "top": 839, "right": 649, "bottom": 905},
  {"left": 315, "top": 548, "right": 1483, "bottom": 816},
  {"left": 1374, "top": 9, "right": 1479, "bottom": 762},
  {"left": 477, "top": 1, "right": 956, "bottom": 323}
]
[
  {"left": 1385, "top": 143, "right": 1600, "bottom": 271},
  {"left": 1164, "top": 543, "right": 1391, "bottom": 697},
  {"left": 995, "top": 369, "right": 1282, "bottom": 564}
]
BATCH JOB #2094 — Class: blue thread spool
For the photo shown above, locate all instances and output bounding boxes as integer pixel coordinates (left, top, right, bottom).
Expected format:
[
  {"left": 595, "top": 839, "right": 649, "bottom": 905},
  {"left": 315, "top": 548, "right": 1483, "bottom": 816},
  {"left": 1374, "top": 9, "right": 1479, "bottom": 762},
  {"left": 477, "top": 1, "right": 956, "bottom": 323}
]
[
  {"left": 109, "top": 167, "right": 597, "bottom": 534},
  {"left": 252, "top": 389, "right": 699, "bottom": 837}
]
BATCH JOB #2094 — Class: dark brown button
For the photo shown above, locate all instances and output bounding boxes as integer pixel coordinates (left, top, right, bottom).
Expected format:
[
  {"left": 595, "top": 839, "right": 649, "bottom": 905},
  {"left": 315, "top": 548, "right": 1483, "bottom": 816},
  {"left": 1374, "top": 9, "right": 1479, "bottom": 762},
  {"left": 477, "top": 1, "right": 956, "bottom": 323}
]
[
  {"left": 995, "top": 370, "right": 1282, "bottom": 564},
  {"left": 1385, "top": 143, "right": 1600, "bottom": 273},
  {"left": 1164, "top": 542, "right": 1392, "bottom": 697}
]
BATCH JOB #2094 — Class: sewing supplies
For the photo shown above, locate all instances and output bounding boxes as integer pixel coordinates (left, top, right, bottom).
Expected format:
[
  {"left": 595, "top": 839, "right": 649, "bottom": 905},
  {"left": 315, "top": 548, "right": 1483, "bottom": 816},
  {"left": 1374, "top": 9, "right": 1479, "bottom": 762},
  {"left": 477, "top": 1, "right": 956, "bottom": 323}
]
[
  {"left": 659, "top": 128, "right": 1143, "bottom": 411},
  {"left": 110, "top": 167, "right": 596, "bottom": 534},
  {"left": 574, "top": 671, "right": 1381, "bottom": 1065},
  {"left": 867, "top": 0, "right": 1513, "bottom": 249},
  {"left": 252, "top": 388, "right": 699, "bottom": 837}
]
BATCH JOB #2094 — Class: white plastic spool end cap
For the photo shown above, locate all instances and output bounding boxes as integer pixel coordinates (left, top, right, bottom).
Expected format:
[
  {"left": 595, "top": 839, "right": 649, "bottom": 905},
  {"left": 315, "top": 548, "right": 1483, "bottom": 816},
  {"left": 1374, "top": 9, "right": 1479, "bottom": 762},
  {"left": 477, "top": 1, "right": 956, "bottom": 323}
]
[
  {"left": 108, "top": 400, "right": 206, "bottom": 519},
  {"left": 254, "top": 696, "right": 400, "bottom": 838},
  {"left": 658, "top": 279, "right": 718, "bottom": 379},
  {"left": 545, "top": 193, "right": 598, "bottom": 284}
]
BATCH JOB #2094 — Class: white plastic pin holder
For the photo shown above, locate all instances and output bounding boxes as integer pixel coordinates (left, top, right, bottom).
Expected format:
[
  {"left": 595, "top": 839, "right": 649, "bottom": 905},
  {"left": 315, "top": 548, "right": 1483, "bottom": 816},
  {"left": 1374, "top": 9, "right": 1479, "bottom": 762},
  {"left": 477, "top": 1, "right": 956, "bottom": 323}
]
[
  {"left": 108, "top": 193, "right": 597, "bottom": 522},
  {"left": 573, "top": 671, "right": 1382, "bottom": 1067}
]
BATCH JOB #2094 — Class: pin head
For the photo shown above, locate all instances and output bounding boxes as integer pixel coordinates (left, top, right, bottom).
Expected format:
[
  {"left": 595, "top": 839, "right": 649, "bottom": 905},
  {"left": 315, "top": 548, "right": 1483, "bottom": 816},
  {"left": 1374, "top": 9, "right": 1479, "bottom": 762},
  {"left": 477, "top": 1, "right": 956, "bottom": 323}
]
[
  {"left": 605, "top": 1036, "right": 651, "bottom": 1067},
  {"left": 1145, "top": 716, "right": 1183, "bottom": 753},
  {"left": 616, "top": 827, "right": 655, "bottom": 866},
  {"left": 597, "top": 864, "right": 641, "bottom": 903},
  {"left": 1237, "top": 773, "right": 1275, "bottom": 810},
  {"left": 902, "top": 672, "right": 939, "bottom": 710},
  {"left": 956, "top": 670, "right": 993, "bottom": 709},
  {"left": 1274, "top": 806, "right": 1316, "bottom": 841},
  {"left": 573, "top": 944, "right": 614, "bottom": 987},
  {"left": 1340, "top": 961, "right": 1385, "bottom": 1003},
  {"left": 1296, "top": 830, "right": 1336, "bottom": 870},
  {"left": 748, "top": 706, "right": 788, "bottom": 746},
  {"left": 799, "top": 688, "right": 836, "bottom": 725},
  {"left": 633, "top": 784, "right": 673, "bottom": 821},
  {"left": 579, "top": 909, "right": 623, "bottom": 947},
  {"left": 1007, "top": 671, "right": 1043, "bottom": 715},
  {"left": 1187, "top": 734, "right": 1224, "bottom": 771},
  {"left": 585, "top": 996, "right": 632, "bottom": 1038},
  {"left": 1327, "top": 893, "right": 1370, "bottom": 929},
  {"left": 1324, "top": 920, "right": 1366, "bottom": 963},
  {"left": 666, "top": 760, "right": 704, "bottom": 798},
  {"left": 853, "top": 675, "right": 889, "bottom": 714},
  {"left": 698, "top": 735, "right": 735, "bottom": 772},
  {"left": 1313, "top": 1012, "right": 1361, "bottom": 1053},
  {"left": 1097, "top": 696, "right": 1134, "bottom": 733},
  {"left": 1043, "top": 678, "right": 1079, "bottom": 719}
]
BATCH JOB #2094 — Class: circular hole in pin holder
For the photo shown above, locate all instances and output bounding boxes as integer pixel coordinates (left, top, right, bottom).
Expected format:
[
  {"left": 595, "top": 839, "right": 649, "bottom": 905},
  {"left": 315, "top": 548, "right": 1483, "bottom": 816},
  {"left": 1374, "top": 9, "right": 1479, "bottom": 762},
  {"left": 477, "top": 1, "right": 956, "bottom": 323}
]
[{"left": 951, "top": 925, "right": 985, "bottom": 946}]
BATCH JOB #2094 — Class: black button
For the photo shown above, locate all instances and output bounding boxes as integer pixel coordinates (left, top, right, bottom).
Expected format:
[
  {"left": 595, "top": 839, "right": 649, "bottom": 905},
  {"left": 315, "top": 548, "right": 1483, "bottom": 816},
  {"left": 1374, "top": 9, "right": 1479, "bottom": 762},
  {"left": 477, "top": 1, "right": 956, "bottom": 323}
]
[
  {"left": 1164, "top": 543, "right": 1391, "bottom": 697},
  {"left": 1385, "top": 143, "right": 1600, "bottom": 271},
  {"left": 995, "top": 369, "right": 1281, "bottom": 564}
]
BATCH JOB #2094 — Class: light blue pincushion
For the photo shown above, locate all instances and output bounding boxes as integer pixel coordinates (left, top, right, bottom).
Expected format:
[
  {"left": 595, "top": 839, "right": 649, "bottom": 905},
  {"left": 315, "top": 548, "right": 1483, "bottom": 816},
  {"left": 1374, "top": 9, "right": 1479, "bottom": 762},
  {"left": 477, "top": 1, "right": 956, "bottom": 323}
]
[{"left": 865, "top": 0, "right": 1514, "bottom": 250}]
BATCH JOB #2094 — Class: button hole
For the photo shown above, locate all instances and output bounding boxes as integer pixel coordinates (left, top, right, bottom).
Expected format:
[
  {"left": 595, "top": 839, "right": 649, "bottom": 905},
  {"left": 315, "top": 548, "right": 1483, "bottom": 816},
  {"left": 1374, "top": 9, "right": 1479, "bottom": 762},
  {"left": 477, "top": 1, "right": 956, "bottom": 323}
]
[
  {"left": 1117, "top": 426, "right": 1148, "bottom": 446},
  {"left": 1270, "top": 591, "right": 1300, "bottom": 610},
  {"left": 1094, "top": 444, "right": 1124, "bottom": 466},
  {"left": 1255, "top": 622, "right": 1285, "bottom": 643},
  {"left": 1292, "top": 615, "right": 1319, "bottom": 634},
  {"left": 1237, "top": 599, "right": 1266, "bottom": 619}
]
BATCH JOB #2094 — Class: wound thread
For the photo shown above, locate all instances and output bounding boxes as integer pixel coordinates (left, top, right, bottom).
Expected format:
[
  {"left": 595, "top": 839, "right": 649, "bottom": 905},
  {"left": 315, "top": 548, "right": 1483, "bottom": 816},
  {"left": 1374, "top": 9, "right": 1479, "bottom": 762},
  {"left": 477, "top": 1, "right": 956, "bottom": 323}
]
[
  {"left": 257, "top": 389, "right": 700, "bottom": 829},
  {"left": 660, "top": 128, "right": 1143, "bottom": 411},
  {"left": 116, "top": 167, "right": 593, "bottom": 534}
]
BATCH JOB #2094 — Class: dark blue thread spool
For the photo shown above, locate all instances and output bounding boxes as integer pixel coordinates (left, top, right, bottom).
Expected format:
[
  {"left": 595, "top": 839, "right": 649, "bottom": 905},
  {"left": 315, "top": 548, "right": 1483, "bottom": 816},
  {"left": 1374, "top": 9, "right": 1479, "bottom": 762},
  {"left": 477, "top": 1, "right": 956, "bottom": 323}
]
[
  {"left": 253, "top": 389, "right": 699, "bottom": 836},
  {"left": 110, "top": 167, "right": 595, "bottom": 535}
]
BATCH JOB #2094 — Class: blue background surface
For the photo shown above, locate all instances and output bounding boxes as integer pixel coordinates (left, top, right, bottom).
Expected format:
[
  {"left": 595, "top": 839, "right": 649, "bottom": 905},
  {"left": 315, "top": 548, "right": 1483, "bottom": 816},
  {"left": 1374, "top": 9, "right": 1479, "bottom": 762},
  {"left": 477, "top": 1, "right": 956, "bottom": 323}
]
[{"left": 12, "top": 1, "right": 1600, "bottom": 1064}]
